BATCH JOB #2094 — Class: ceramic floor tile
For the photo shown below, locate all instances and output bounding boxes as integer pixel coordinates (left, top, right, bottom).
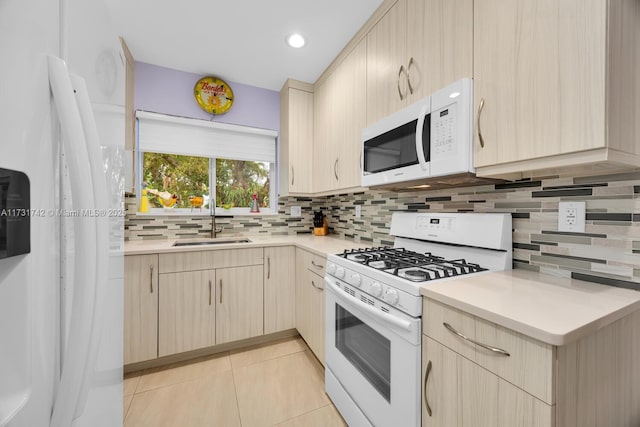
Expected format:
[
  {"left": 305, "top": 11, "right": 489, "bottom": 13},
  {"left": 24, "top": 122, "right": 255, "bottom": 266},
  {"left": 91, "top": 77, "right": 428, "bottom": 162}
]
[
  {"left": 230, "top": 337, "right": 307, "bottom": 370},
  {"left": 123, "top": 394, "right": 134, "bottom": 422},
  {"left": 124, "top": 370, "right": 241, "bottom": 427},
  {"left": 123, "top": 375, "right": 140, "bottom": 396},
  {"left": 274, "top": 404, "right": 346, "bottom": 427},
  {"left": 234, "top": 350, "right": 330, "bottom": 427},
  {"left": 136, "top": 351, "right": 231, "bottom": 393}
]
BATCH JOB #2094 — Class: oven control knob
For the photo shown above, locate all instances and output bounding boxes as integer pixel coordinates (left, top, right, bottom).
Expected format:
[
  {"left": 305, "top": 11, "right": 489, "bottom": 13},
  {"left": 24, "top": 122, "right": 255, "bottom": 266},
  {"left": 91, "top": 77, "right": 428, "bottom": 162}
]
[
  {"left": 350, "top": 273, "right": 362, "bottom": 286},
  {"left": 383, "top": 289, "right": 399, "bottom": 305},
  {"left": 335, "top": 267, "right": 346, "bottom": 279},
  {"left": 326, "top": 263, "right": 336, "bottom": 275},
  {"left": 370, "top": 282, "right": 382, "bottom": 297}
]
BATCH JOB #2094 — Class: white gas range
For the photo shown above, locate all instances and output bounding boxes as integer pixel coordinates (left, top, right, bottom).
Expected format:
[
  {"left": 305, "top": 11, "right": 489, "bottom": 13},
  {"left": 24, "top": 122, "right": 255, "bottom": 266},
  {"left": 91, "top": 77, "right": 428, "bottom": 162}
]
[{"left": 324, "top": 212, "right": 512, "bottom": 427}]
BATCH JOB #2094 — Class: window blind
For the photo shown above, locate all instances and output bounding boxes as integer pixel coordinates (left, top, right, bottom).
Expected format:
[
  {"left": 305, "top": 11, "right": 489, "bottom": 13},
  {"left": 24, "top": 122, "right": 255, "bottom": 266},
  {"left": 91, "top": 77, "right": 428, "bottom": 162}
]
[{"left": 136, "top": 111, "right": 277, "bottom": 163}]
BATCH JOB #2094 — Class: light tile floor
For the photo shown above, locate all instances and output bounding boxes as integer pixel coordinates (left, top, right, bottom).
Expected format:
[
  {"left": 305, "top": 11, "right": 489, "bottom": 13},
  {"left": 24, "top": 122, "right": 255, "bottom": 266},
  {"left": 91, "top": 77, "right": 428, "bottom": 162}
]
[{"left": 123, "top": 337, "right": 347, "bottom": 427}]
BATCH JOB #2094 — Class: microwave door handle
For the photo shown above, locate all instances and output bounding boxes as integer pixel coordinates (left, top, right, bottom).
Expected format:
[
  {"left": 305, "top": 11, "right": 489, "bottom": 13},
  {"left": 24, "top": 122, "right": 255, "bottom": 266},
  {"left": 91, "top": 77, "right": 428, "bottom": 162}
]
[{"left": 415, "top": 104, "right": 429, "bottom": 170}]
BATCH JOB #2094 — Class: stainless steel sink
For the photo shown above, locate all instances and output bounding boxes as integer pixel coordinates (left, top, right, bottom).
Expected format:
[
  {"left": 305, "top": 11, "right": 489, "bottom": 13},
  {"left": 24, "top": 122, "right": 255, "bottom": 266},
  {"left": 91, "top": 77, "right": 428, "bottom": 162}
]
[{"left": 172, "top": 238, "right": 251, "bottom": 247}]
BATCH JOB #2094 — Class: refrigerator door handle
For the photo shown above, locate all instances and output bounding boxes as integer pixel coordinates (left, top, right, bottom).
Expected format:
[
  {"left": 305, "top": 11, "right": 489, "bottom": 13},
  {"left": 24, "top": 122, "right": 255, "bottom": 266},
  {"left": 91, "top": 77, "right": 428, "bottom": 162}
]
[
  {"left": 67, "top": 73, "right": 111, "bottom": 420},
  {"left": 47, "top": 55, "right": 100, "bottom": 427}
]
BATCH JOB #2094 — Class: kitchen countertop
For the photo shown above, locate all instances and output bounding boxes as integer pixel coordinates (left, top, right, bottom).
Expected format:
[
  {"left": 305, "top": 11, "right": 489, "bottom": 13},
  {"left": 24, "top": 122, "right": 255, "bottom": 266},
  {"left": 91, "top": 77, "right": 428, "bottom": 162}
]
[
  {"left": 419, "top": 269, "right": 640, "bottom": 346},
  {"left": 124, "top": 234, "right": 370, "bottom": 258}
]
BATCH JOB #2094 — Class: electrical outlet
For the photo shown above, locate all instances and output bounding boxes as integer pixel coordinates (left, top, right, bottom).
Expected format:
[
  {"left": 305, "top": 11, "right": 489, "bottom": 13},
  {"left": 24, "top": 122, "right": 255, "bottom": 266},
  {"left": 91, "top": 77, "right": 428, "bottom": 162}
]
[
  {"left": 558, "top": 201, "right": 586, "bottom": 232},
  {"left": 290, "top": 206, "right": 301, "bottom": 218},
  {"left": 355, "top": 205, "right": 362, "bottom": 219}
]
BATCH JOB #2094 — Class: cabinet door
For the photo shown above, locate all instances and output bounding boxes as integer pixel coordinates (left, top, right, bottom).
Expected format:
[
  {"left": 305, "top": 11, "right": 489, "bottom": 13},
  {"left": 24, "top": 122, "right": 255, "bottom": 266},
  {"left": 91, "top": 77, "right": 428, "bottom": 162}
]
[
  {"left": 288, "top": 88, "right": 314, "bottom": 194},
  {"left": 158, "top": 270, "right": 216, "bottom": 357},
  {"left": 336, "top": 38, "right": 367, "bottom": 190},
  {"left": 313, "top": 73, "right": 338, "bottom": 193},
  {"left": 473, "top": 0, "right": 606, "bottom": 169},
  {"left": 423, "top": 336, "right": 553, "bottom": 427},
  {"left": 423, "top": 336, "right": 460, "bottom": 426},
  {"left": 264, "top": 246, "right": 296, "bottom": 334},
  {"left": 215, "top": 265, "right": 264, "bottom": 344},
  {"left": 124, "top": 254, "right": 158, "bottom": 364},
  {"left": 366, "top": 0, "right": 408, "bottom": 125},
  {"left": 406, "top": 0, "right": 473, "bottom": 102},
  {"left": 295, "top": 249, "right": 326, "bottom": 365}
]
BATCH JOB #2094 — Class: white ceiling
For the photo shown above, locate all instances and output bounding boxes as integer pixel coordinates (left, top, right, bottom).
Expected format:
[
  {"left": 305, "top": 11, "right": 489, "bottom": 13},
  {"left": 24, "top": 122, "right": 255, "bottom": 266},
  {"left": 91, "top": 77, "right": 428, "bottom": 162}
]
[{"left": 105, "top": 0, "right": 384, "bottom": 91}]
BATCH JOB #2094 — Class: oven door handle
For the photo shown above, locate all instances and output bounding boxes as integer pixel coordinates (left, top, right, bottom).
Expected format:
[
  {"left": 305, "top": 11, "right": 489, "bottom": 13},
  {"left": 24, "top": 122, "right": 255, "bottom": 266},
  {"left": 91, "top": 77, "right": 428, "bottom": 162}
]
[
  {"left": 415, "top": 103, "right": 429, "bottom": 171},
  {"left": 326, "top": 278, "right": 412, "bottom": 332}
]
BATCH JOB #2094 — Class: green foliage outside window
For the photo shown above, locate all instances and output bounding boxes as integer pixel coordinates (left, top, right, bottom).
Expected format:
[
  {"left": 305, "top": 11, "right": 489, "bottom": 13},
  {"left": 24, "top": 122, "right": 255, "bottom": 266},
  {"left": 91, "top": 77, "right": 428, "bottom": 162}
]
[
  {"left": 143, "top": 153, "right": 209, "bottom": 209},
  {"left": 216, "top": 159, "right": 270, "bottom": 209},
  {"left": 143, "top": 153, "right": 271, "bottom": 210}
]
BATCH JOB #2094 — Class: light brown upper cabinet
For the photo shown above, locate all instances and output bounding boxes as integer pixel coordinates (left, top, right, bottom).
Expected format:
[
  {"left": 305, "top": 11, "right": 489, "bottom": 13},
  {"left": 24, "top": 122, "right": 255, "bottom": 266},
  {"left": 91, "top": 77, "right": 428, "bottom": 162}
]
[
  {"left": 313, "top": 39, "right": 367, "bottom": 194},
  {"left": 279, "top": 80, "right": 314, "bottom": 195},
  {"left": 473, "top": 0, "right": 640, "bottom": 179},
  {"left": 366, "top": 0, "right": 473, "bottom": 126}
]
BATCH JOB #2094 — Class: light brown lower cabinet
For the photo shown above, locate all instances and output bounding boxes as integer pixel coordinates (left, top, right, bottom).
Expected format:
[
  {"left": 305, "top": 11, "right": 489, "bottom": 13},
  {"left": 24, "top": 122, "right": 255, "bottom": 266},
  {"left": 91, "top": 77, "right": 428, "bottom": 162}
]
[
  {"left": 264, "top": 246, "right": 296, "bottom": 334},
  {"left": 295, "top": 249, "right": 326, "bottom": 365},
  {"left": 422, "top": 336, "right": 553, "bottom": 427},
  {"left": 422, "top": 297, "right": 640, "bottom": 427},
  {"left": 158, "top": 270, "right": 216, "bottom": 357},
  {"left": 124, "top": 254, "right": 158, "bottom": 365},
  {"left": 215, "top": 265, "right": 264, "bottom": 345}
]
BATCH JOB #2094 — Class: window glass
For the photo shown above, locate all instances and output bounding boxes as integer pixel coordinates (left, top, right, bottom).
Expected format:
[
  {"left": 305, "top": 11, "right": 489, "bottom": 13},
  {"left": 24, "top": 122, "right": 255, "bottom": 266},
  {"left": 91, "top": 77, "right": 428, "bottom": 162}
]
[
  {"left": 216, "top": 159, "right": 270, "bottom": 209},
  {"left": 143, "top": 153, "right": 209, "bottom": 209}
]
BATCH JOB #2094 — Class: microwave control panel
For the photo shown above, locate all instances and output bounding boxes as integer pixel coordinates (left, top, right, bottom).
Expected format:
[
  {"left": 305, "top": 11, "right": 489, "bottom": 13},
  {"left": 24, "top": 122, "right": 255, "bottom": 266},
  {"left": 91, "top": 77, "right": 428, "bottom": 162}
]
[{"left": 431, "top": 104, "right": 457, "bottom": 156}]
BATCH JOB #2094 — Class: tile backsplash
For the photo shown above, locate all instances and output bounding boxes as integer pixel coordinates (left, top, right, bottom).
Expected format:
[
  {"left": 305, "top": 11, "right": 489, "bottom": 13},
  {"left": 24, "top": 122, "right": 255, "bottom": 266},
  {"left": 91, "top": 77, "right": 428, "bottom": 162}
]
[{"left": 125, "top": 171, "right": 640, "bottom": 291}]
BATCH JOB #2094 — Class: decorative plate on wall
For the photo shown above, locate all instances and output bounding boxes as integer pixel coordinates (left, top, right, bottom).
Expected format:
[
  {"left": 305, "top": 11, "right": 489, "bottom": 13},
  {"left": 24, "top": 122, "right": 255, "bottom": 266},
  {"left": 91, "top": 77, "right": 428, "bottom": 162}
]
[{"left": 193, "top": 76, "right": 234, "bottom": 114}]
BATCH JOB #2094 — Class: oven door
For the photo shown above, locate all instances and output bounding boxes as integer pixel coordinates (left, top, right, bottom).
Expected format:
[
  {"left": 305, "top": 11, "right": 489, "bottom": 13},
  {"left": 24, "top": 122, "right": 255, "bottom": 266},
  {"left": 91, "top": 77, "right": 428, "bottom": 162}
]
[
  {"left": 361, "top": 97, "right": 431, "bottom": 188},
  {"left": 325, "top": 278, "right": 421, "bottom": 427}
]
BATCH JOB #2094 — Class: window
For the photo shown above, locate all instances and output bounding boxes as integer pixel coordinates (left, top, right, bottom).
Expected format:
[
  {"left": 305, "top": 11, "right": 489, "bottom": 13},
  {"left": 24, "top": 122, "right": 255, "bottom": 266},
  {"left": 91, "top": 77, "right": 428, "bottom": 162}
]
[{"left": 137, "top": 111, "right": 277, "bottom": 214}]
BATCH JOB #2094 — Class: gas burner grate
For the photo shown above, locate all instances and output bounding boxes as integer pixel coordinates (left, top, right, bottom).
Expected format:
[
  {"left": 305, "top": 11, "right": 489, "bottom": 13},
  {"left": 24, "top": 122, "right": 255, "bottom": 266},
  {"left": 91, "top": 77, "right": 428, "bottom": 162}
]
[{"left": 337, "top": 246, "right": 488, "bottom": 282}]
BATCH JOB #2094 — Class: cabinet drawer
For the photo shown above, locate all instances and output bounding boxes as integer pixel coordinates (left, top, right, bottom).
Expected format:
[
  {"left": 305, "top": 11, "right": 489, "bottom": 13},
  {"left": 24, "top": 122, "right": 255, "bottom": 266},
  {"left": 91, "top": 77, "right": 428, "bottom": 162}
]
[
  {"left": 301, "top": 250, "right": 327, "bottom": 276},
  {"left": 423, "top": 298, "right": 555, "bottom": 404},
  {"left": 159, "top": 248, "right": 263, "bottom": 273}
]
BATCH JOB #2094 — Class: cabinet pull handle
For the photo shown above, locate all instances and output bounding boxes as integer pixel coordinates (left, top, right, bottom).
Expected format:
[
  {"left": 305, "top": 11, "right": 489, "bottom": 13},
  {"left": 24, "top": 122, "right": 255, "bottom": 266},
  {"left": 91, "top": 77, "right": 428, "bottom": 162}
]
[
  {"left": 334, "top": 158, "right": 339, "bottom": 181},
  {"left": 477, "top": 98, "right": 486, "bottom": 148},
  {"left": 267, "top": 257, "right": 271, "bottom": 279},
  {"left": 311, "top": 260, "right": 324, "bottom": 269},
  {"left": 397, "top": 65, "right": 406, "bottom": 101},
  {"left": 443, "top": 322, "right": 510, "bottom": 357},
  {"left": 291, "top": 166, "right": 294, "bottom": 186},
  {"left": 424, "top": 360, "right": 432, "bottom": 416},
  {"left": 311, "top": 280, "right": 324, "bottom": 292},
  {"left": 407, "top": 57, "right": 415, "bottom": 95},
  {"left": 208, "top": 280, "right": 212, "bottom": 306},
  {"left": 149, "top": 265, "right": 154, "bottom": 293},
  {"left": 219, "top": 279, "right": 223, "bottom": 304}
]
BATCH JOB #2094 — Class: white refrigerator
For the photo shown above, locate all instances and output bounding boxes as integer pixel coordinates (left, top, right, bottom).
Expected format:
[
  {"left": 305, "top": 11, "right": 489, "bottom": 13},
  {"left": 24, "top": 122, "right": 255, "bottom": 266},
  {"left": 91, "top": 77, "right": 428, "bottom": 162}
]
[{"left": 0, "top": 0, "right": 125, "bottom": 425}]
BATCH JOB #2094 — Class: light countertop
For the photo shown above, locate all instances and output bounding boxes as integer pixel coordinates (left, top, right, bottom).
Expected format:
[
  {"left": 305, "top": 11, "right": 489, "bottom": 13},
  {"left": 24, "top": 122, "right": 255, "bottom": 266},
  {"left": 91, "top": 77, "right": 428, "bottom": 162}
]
[
  {"left": 419, "top": 269, "right": 640, "bottom": 346},
  {"left": 124, "top": 234, "right": 370, "bottom": 258}
]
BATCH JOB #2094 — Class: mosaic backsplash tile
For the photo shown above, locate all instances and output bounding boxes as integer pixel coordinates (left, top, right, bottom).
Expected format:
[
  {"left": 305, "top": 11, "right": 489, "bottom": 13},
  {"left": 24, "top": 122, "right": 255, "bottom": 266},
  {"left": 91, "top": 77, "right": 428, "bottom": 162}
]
[{"left": 125, "top": 170, "right": 640, "bottom": 291}]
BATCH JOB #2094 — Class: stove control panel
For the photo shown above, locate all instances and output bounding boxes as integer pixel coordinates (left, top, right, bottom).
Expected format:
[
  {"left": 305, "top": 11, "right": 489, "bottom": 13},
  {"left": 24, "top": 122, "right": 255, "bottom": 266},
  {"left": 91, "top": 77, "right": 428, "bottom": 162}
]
[{"left": 325, "top": 259, "right": 422, "bottom": 317}]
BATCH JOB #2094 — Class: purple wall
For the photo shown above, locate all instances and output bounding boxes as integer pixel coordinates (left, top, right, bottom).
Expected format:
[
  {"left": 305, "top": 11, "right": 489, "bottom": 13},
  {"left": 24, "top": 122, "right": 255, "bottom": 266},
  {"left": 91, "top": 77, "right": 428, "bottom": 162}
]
[{"left": 134, "top": 62, "right": 280, "bottom": 131}]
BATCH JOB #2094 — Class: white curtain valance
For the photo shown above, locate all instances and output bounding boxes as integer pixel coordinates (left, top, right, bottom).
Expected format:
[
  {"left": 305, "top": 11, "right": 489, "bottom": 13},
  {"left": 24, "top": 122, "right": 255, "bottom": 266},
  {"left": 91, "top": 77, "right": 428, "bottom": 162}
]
[{"left": 136, "top": 111, "right": 277, "bottom": 163}]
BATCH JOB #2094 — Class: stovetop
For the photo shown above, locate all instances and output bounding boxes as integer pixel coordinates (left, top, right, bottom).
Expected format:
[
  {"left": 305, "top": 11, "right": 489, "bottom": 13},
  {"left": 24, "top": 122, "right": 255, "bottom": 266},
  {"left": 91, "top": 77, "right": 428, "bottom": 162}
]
[{"left": 337, "top": 247, "right": 487, "bottom": 282}]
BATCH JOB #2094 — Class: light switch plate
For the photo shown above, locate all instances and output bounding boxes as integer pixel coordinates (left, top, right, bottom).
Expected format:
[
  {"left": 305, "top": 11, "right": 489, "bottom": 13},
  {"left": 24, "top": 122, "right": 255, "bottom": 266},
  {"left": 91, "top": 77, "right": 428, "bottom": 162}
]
[
  {"left": 290, "top": 206, "right": 302, "bottom": 218},
  {"left": 558, "top": 201, "right": 586, "bottom": 232},
  {"left": 355, "top": 205, "right": 361, "bottom": 219}
]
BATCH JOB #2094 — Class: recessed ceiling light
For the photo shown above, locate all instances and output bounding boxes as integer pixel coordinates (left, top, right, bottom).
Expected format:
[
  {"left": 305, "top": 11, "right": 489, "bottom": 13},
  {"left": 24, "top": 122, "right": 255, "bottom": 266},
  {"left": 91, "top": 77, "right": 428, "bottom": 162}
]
[{"left": 287, "top": 33, "right": 305, "bottom": 48}]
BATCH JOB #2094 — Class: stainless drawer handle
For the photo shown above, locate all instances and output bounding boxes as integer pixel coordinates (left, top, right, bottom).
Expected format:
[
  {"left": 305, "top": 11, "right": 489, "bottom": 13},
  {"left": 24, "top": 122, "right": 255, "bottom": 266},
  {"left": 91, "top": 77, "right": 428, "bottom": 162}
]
[
  {"left": 397, "top": 65, "right": 407, "bottom": 101},
  {"left": 291, "top": 166, "right": 294, "bottom": 186},
  {"left": 443, "top": 322, "right": 510, "bottom": 357},
  {"left": 267, "top": 257, "right": 271, "bottom": 279},
  {"left": 424, "top": 360, "right": 432, "bottom": 416},
  {"left": 407, "top": 57, "right": 415, "bottom": 95},
  {"left": 477, "top": 98, "right": 486, "bottom": 148},
  {"left": 311, "top": 280, "right": 324, "bottom": 292},
  {"left": 311, "top": 260, "right": 324, "bottom": 270},
  {"left": 149, "top": 265, "right": 154, "bottom": 293},
  {"left": 208, "top": 280, "right": 212, "bottom": 306},
  {"left": 219, "top": 279, "right": 223, "bottom": 304}
]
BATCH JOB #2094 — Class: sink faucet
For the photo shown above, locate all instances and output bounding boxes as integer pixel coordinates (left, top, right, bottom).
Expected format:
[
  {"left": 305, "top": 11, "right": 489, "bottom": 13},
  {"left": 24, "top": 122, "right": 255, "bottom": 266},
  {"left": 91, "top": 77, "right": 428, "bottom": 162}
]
[{"left": 210, "top": 197, "right": 223, "bottom": 238}]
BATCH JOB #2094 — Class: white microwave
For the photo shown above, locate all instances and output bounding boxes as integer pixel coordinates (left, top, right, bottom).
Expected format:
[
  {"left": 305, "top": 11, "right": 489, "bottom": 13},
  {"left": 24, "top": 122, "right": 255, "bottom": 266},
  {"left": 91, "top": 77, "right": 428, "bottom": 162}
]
[{"left": 361, "top": 78, "right": 474, "bottom": 188}]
